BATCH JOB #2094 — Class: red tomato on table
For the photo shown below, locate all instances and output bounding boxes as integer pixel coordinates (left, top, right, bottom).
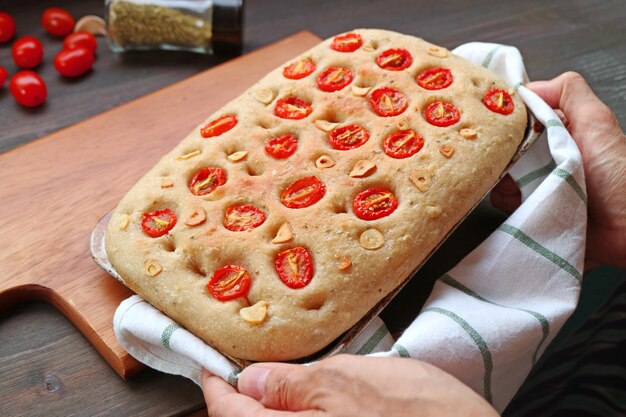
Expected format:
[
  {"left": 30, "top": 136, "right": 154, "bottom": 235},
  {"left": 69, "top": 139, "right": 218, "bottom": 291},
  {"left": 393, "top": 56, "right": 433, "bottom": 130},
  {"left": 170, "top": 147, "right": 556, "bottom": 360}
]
[
  {"left": 12, "top": 36, "right": 44, "bottom": 69},
  {"left": 0, "top": 66, "right": 8, "bottom": 88},
  {"left": 10, "top": 71, "right": 47, "bottom": 107},
  {"left": 42, "top": 8, "right": 75, "bottom": 37},
  {"left": 0, "top": 12, "right": 16, "bottom": 43},
  {"left": 63, "top": 31, "right": 98, "bottom": 54},
  {"left": 54, "top": 47, "right": 94, "bottom": 77}
]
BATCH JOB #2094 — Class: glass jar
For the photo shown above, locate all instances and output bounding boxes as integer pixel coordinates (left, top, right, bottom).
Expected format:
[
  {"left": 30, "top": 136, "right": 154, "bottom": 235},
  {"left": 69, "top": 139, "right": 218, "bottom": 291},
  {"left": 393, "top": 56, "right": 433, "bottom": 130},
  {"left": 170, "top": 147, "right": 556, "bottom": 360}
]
[{"left": 105, "top": 0, "right": 244, "bottom": 55}]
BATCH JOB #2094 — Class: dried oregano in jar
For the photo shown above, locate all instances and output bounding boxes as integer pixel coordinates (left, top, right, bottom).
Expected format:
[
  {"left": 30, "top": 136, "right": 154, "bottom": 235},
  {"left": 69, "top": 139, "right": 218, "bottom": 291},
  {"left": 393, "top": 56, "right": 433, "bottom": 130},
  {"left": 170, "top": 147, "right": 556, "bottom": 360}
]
[{"left": 105, "top": 0, "right": 243, "bottom": 55}]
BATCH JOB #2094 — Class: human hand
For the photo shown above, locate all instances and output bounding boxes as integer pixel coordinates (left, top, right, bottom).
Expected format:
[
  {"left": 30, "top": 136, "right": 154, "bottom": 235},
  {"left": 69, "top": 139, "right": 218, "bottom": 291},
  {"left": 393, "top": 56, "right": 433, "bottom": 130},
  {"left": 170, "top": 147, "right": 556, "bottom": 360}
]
[
  {"left": 491, "top": 72, "right": 626, "bottom": 269},
  {"left": 202, "top": 354, "right": 498, "bottom": 417}
]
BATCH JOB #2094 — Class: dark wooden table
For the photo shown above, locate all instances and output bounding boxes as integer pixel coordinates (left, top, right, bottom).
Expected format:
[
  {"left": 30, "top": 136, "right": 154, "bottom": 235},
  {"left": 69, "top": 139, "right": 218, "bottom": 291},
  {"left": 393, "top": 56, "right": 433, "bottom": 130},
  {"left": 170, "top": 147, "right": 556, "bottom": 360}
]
[{"left": 1, "top": 0, "right": 625, "bottom": 416}]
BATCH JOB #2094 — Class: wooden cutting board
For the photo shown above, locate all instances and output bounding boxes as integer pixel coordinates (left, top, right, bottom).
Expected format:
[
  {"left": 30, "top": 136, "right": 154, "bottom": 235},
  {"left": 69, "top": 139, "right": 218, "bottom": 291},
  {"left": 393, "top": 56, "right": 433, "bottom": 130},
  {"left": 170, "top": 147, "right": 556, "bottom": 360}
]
[{"left": 0, "top": 31, "right": 322, "bottom": 379}]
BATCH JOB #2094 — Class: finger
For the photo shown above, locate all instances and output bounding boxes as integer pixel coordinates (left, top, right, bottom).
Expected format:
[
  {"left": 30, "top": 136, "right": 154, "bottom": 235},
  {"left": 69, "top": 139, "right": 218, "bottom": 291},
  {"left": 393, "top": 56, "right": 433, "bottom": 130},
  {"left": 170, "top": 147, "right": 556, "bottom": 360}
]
[
  {"left": 493, "top": 174, "right": 520, "bottom": 196},
  {"left": 491, "top": 174, "right": 521, "bottom": 213},
  {"left": 201, "top": 369, "right": 280, "bottom": 417},
  {"left": 239, "top": 363, "right": 318, "bottom": 411}
]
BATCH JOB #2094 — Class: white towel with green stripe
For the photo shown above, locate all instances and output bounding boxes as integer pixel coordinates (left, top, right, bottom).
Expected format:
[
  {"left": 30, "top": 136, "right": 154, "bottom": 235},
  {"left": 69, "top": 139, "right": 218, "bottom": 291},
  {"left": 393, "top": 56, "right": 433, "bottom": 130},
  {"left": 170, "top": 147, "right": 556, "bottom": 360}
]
[{"left": 114, "top": 42, "right": 585, "bottom": 413}]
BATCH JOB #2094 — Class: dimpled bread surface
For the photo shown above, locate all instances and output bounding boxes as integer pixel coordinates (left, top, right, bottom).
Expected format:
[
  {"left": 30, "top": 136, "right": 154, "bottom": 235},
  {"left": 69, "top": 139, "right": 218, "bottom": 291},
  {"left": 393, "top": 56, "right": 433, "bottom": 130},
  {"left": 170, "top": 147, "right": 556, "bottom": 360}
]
[{"left": 105, "top": 29, "right": 527, "bottom": 361}]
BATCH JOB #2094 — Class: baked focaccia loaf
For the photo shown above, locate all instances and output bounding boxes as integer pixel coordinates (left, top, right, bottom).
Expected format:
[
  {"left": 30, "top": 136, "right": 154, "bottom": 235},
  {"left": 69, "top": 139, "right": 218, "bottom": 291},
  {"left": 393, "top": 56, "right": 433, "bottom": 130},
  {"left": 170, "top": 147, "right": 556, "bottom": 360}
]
[{"left": 106, "top": 29, "right": 527, "bottom": 361}]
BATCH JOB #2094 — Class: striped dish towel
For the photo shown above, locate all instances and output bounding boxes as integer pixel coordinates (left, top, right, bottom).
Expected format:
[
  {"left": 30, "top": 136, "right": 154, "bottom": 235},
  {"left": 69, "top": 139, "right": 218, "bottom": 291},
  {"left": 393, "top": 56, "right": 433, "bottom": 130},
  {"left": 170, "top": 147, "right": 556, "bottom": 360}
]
[{"left": 114, "top": 42, "right": 585, "bottom": 413}]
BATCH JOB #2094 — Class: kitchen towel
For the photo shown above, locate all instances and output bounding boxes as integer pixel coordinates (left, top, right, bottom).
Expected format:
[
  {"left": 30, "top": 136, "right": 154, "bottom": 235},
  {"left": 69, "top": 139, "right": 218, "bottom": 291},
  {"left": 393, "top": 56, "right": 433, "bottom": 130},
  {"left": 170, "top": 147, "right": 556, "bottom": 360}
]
[{"left": 114, "top": 41, "right": 586, "bottom": 412}]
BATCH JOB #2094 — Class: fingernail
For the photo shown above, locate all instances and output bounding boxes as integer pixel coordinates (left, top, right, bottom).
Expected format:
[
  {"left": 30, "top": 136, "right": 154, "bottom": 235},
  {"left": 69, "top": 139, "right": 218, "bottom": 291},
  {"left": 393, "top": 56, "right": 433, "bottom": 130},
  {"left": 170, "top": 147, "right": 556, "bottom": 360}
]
[{"left": 238, "top": 366, "right": 269, "bottom": 400}]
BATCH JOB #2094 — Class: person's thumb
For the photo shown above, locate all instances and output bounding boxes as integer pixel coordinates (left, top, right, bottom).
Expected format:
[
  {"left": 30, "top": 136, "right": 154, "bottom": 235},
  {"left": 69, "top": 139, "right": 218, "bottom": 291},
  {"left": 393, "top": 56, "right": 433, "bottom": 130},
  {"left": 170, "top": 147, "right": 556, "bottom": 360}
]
[{"left": 238, "top": 363, "right": 312, "bottom": 411}]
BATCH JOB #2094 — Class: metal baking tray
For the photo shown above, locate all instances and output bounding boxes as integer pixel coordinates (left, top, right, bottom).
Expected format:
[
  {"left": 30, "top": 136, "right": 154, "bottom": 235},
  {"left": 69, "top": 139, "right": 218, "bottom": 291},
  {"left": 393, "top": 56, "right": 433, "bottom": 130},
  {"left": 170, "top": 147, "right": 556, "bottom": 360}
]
[{"left": 91, "top": 109, "right": 543, "bottom": 368}]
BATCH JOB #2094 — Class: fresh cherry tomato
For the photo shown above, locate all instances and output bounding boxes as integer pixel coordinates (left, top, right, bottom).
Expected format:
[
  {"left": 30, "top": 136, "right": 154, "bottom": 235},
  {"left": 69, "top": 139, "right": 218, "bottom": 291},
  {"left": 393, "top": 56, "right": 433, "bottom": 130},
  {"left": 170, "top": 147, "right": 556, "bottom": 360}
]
[
  {"left": 54, "top": 47, "right": 94, "bottom": 77},
  {"left": 283, "top": 58, "right": 315, "bottom": 80},
  {"left": 0, "top": 66, "right": 8, "bottom": 88},
  {"left": 424, "top": 101, "right": 461, "bottom": 127},
  {"left": 274, "top": 97, "right": 312, "bottom": 120},
  {"left": 200, "top": 115, "right": 237, "bottom": 138},
  {"left": 275, "top": 247, "right": 313, "bottom": 289},
  {"left": 0, "top": 12, "right": 16, "bottom": 43},
  {"left": 281, "top": 176, "right": 325, "bottom": 209},
  {"left": 208, "top": 265, "right": 251, "bottom": 301},
  {"left": 369, "top": 87, "right": 408, "bottom": 117},
  {"left": 10, "top": 71, "right": 47, "bottom": 107},
  {"left": 42, "top": 7, "right": 75, "bottom": 37},
  {"left": 224, "top": 204, "right": 266, "bottom": 231},
  {"left": 416, "top": 67, "right": 453, "bottom": 90},
  {"left": 265, "top": 134, "right": 298, "bottom": 159},
  {"left": 188, "top": 167, "right": 227, "bottom": 196},
  {"left": 483, "top": 89, "right": 514, "bottom": 115},
  {"left": 141, "top": 209, "right": 177, "bottom": 238},
  {"left": 329, "top": 124, "right": 369, "bottom": 150},
  {"left": 317, "top": 66, "right": 353, "bottom": 92},
  {"left": 376, "top": 48, "right": 412, "bottom": 71},
  {"left": 63, "top": 31, "right": 98, "bottom": 54},
  {"left": 383, "top": 130, "right": 425, "bottom": 159},
  {"left": 331, "top": 32, "right": 362, "bottom": 52},
  {"left": 353, "top": 188, "right": 399, "bottom": 221},
  {"left": 12, "top": 36, "right": 44, "bottom": 69}
]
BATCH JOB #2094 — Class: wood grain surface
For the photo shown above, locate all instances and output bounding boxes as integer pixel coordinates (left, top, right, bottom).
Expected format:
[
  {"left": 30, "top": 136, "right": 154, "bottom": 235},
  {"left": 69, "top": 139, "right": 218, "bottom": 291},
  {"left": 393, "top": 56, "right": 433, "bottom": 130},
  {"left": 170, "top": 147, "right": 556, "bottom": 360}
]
[{"left": 1, "top": 0, "right": 625, "bottom": 416}]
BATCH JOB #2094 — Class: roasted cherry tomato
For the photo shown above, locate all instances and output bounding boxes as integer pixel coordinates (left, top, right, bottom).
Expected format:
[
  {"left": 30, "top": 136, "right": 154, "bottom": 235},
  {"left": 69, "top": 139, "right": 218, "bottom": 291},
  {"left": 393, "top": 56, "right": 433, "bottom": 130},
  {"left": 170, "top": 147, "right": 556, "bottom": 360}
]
[
  {"left": 424, "top": 101, "right": 461, "bottom": 127},
  {"left": 63, "top": 31, "right": 98, "bottom": 54},
  {"left": 274, "top": 97, "right": 312, "bottom": 120},
  {"left": 330, "top": 32, "right": 362, "bottom": 52},
  {"left": 416, "top": 67, "right": 453, "bottom": 90},
  {"left": 275, "top": 247, "right": 313, "bottom": 289},
  {"left": 483, "top": 88, "right": 514, "bottom": 115},
  {"left": 281, "top": 176, "right": 325, "bottom": 209},
  {"left": 317, "top": 66, "right": 353, "bottom": 92},
  {"left": 10, "top": 71, "right": 47, "bottom": 107},
  {"left": 42, "top": 7, "right": 75, "bottom": 37},
  {"left": 141, "top": 209, "right": 177, "bottom": 238},
  {"left": 383, "top": 130, "right": 425, "bottom": 159},
  {"left": 224, "top": 204, "right": 266, "bottom": 231},
  {"left": 200, "top": 115, "right": 237, "bottom": 138},
  {"left": 376, "top": 48, "right": 412, "bottom": 71},
  {"left": 283, "top": 58, "right": 315, "bottom": 80},
  {"left": 188, "top": 167, "right": 226, "bottom": 196},
  {"left": 265, "top": 134, "right": 298, "bottom": 159},
  {"left": 0, "top": 66, "right": 8, "bottom": 88},
  {"left": 0, "top": 12, "right": 16, "bottom": 43},
  {"left": 329, "top": 124, "right": 369, "bottom": 150},
  {"left": 208, "top": 265, "right": 251, "bottom": 301},
  {"left": 353, "top": 188, "right": 399, "bottom": 221},
  {"left": 54, "top": 47, "right": 94, "bottom": 77},
  {"left": 12, "top": 36, "right": 44, "bottom": 69},
  {"left": 369, "top": 87, "right": 408, "bottom": 117}
]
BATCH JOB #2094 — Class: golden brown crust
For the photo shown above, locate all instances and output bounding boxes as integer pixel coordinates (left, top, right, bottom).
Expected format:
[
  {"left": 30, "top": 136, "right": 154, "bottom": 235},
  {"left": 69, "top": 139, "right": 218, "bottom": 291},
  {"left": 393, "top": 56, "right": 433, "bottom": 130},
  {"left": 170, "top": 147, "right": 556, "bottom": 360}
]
[{"left": 105, "top": 29, "right": 527, "bottom": 361}]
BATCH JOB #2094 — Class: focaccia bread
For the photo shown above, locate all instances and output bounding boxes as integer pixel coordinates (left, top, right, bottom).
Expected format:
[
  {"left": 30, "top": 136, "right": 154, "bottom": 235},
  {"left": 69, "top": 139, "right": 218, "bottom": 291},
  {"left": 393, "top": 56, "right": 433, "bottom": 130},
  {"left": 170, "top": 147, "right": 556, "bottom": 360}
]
[{"left": 106, "top": 29, "right": 527, "bottom": 361}]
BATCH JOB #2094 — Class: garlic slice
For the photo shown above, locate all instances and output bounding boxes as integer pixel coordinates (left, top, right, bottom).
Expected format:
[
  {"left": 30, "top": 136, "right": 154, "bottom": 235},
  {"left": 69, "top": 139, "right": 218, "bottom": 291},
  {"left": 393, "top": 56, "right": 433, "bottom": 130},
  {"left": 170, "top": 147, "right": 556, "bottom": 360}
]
[{"left": 240, "top": 301, "right": 269, "bottom": 325}]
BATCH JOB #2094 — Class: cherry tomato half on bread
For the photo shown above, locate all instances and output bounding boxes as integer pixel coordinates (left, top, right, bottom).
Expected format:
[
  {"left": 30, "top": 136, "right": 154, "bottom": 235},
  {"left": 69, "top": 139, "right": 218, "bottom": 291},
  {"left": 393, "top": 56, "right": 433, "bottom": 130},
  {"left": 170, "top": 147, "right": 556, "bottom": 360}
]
[
  {"left": 283, "top": 58, "right": 315, "bottom": 80},
  {"left": 200, "top": 115, "right": 237, "bottom": 138},
  {"left": 42, "top": 8, "right": 75, "bottom": 37},
  {"left": 63, "top": 31, "right": 98, "bottom": 54},
  {"left": 317, "top": 66, "right": 353, "bottom": 92},
  {"left": 281, "top": 176, "right": 325, "bottom": 209},
  {"left": 274, "top": 97, "right": 312, "bottom": 120},
  {"left": 383, "top": 130, "right": 425, "bottom": 159},
  {"left": 224, "top": 205, "right": 266, "bottom": 232},
  {"left": 424, "top": 101, "right": 461, "bottom": 127},
  {"left": 54, "top": 47, "right": 94, "bottom": 77},
  {"left": 189, "top": 167, "right": 226, "bottom": 196},
  {"left": 353, "top": 188, "right": 398, "bottom": 221},
  {"left": 265, "top": 134, "right": 298, "bottom": 159},
  {"left": 329, "top": 124, "right": 369, "bottom": 150},
  {"left": 331, "top": 32, "right": 362, "bottom": 52},
  {"left": 0, "top": 12, "right": 16, "bottom": 43},
  {"left": 369, "top": 87, "right": 408, "bottom": 117},
  {"left": 10, "top": 71, "right": 47, "bottom": 107},
  {"left": 483, "top": 89, "right": 514, "bottom": 115},
  {"left": 0, "top": 66, "right": 8, "bottom": 88},
  {"left": 275, "top": 247, "right": 313, "bottom": 289},
  {"left": 141, "top": 209, "right": 177, "bottom": 238},
  {"left": 208, "top": 265, "right": 251, "bottom": 301},
  {"left": 12, "top": 37, "right": 44, "bottom": 69},
  {"left": 376, "top": 48, "right": 412, "bottom": 71},
  {"left": 416, "top": 67, "right": 453, "bottom": 90}
]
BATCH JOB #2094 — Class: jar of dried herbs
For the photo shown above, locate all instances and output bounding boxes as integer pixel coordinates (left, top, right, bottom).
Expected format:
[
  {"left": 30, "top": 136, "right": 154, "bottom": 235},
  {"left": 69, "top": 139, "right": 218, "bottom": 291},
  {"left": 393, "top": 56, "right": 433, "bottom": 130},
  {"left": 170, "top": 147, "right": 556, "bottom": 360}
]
[{"left": 105, "top": 0, "right": 244, "bottom": 55}]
